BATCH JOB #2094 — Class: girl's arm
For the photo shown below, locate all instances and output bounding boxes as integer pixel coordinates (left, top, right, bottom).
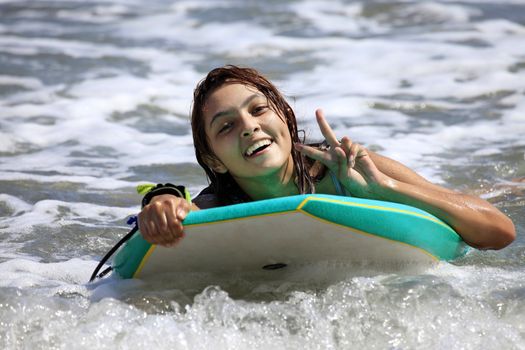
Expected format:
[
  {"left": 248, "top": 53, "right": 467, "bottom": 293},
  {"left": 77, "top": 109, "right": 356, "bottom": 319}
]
[
  {"left": 369, "top": 151, "right": 515, "bottom": 250},
  {"left": 296, "top": 109, "right": 516, "bottom": 250},
  {"left": 368, "top": 152, "right": 457, "bottom": 194}
]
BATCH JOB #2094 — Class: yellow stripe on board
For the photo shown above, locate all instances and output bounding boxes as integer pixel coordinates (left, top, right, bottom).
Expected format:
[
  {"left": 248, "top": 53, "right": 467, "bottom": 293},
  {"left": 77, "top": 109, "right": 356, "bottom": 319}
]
[
  {"left": 185, "top": 210, "right": 296, "bottom": 228},
  {"left": 133, "top": 244, "right": 157, "bottom": 278},
  {"left": 297, "top": 196, "right": 453, "bottom": 232},
  {"left": 297, "top": 208, "right": 439, "bottom": 262}
]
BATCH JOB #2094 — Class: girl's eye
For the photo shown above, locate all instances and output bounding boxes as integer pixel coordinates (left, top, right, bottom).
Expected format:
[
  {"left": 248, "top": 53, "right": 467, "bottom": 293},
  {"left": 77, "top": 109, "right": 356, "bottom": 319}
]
[
  {"left": 218, "top": 122, "right": 233, "bottom": 134},
  {"left": 252, "top": 105, "right": 268, "bottom": 115}
]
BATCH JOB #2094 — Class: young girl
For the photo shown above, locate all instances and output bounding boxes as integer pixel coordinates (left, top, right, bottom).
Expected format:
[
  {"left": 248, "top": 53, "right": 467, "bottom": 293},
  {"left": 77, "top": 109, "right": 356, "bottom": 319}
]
[{"left": 138, "top": 65, "right": 515, "bottom": 250}]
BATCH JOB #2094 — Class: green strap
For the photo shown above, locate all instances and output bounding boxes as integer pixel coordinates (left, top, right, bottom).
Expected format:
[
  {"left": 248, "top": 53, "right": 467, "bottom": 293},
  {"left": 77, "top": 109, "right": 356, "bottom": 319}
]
[
  {"left": 136, "top": 183, "right": 156, "bottom": 195},
  {"left": 136, "top": 183, "right": 192, "bottom": 204}
]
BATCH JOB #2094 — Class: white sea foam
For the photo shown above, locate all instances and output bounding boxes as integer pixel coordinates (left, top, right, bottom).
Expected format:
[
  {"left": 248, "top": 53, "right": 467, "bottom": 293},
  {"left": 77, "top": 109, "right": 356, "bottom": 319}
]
[
  {"left": 0, "top": 258, "right": 95, "bottom": 288},
  {"left": 16, "top": 263, "right": 520, "bottom": 350},
  {"left": 289, "top": 1, "right": 385, "bottom": 35},
  {"left": 56, "top": 4, "right": 132, "bottom": 23},
  {"left": 0, "top": 196, "right": 136, "bottom": 234},
  {"left": 0, "top": 75, "right": 43, "bottom": 89},
  {"left": 0, "top": 193, "right": 32, "bottom": 214}
]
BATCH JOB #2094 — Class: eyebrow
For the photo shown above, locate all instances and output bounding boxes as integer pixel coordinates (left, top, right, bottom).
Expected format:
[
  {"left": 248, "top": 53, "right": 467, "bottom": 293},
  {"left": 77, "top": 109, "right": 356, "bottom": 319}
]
[{"left": 209, "top": 93, "right": 264, "bottom": 128}]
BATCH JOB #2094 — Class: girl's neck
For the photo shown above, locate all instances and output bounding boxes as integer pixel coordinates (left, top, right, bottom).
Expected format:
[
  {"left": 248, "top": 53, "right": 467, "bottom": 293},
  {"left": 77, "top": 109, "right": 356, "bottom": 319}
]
[
  {"left": 233, "top": 162, "right": 299, "bottom": 201},
  {"left": 240, "top": 177, "right": 299, "bottom": 200}
]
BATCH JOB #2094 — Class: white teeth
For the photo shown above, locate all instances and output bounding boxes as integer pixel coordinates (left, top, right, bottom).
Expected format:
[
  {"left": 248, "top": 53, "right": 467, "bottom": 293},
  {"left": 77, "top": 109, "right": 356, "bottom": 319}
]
[{"left": 245, "top": 139, "right": 272, "bottom": 156}]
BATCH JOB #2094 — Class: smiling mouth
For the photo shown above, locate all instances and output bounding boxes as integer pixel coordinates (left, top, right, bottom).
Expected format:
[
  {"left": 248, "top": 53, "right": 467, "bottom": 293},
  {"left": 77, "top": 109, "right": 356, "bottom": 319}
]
[{"left": 245, "top": 139, "right": 273, "bottom": 157}]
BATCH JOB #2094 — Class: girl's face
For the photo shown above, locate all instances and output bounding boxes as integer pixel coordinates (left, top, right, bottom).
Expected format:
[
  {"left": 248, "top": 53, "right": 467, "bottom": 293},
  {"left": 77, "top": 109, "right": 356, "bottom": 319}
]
[{"left": 202, "top": 83, "right": 293, "bottom": 182}]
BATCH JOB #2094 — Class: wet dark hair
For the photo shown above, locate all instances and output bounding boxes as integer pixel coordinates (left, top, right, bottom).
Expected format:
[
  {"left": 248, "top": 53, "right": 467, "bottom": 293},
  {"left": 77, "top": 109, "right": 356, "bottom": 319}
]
[{"left": 191, "top": 65, "right": 317, "bottom": 205}]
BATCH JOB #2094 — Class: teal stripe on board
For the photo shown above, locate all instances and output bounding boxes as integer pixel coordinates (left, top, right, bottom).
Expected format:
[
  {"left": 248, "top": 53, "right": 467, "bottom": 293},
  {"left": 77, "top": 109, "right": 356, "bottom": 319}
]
[{"left": 183, "top": 195, "right": 304, "bottom": 225}]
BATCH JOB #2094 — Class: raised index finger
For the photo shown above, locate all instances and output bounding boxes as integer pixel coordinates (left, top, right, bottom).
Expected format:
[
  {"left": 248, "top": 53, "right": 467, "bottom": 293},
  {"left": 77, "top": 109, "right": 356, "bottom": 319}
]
[{"left": 315, "top": 109, "right": 339, "bottom": 148}]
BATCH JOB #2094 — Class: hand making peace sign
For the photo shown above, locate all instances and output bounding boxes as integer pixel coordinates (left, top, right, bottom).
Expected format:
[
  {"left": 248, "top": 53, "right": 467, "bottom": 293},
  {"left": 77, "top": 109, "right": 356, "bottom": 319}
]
[{"left": 294, "top": 109, "right": 388, "bottom": 198}]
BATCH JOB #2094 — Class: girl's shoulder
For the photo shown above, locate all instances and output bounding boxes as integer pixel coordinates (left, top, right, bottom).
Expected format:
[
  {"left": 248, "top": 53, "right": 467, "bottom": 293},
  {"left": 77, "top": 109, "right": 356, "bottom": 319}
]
[
  {"left": 193, "top": 186, "right": 221, "bottom": 209},
  {"left": 193, "top": 182, "right": 251, "bottom": 208}
]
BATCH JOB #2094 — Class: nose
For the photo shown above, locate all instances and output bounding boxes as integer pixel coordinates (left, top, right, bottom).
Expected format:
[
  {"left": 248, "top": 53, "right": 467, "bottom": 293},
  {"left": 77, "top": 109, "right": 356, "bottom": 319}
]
[{"left": 240, "top": 115, "right": 260, "bottom": 137}]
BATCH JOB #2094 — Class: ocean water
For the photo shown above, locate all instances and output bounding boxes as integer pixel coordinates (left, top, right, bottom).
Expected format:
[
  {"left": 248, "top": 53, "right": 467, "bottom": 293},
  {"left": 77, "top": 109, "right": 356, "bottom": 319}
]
[{"left": 0, "top": 0, "right": 524, "bottom": 348}]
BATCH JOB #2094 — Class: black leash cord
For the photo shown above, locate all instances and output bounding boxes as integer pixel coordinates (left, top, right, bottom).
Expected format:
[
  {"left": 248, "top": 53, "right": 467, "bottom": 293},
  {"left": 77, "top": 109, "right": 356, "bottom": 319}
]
[{"left": 89, "top": 225, "right": 138, "bottom": 283}]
